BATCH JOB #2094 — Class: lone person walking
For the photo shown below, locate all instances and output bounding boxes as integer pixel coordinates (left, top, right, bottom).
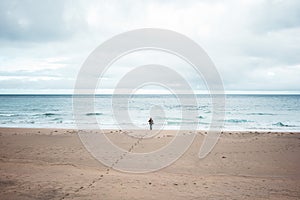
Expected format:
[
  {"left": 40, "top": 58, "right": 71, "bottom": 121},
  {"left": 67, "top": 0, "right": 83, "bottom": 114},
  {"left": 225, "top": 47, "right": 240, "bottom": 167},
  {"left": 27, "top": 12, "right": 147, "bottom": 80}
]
[{"left": 148, "top": 117, "right": 154, "bottom": 130}]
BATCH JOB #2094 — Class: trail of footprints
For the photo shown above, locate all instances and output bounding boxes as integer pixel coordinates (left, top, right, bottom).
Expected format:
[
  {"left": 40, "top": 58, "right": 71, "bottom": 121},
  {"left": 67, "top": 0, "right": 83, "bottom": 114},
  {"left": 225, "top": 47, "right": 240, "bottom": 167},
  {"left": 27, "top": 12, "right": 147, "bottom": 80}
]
[
  {"left": 61, "top": 131, "right": 146, "bottom": 199},
  {"left": 60, "top": 131, "right": 300, "bottom": 199}
]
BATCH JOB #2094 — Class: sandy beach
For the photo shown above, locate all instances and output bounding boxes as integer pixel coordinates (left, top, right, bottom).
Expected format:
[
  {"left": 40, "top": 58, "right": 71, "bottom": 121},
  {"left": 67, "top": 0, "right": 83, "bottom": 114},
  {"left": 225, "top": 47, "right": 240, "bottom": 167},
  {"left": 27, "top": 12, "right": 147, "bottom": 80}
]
[{"left": 0, "top": 127, "right": 300, "bottom": 199}]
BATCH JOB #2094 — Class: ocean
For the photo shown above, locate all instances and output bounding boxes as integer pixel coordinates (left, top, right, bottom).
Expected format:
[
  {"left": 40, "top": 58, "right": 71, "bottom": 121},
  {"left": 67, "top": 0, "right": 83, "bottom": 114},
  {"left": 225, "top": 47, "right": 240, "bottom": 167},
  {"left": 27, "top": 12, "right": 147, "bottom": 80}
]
[{"left": 0, "top": 94, "right": 299, "bottom": 131}]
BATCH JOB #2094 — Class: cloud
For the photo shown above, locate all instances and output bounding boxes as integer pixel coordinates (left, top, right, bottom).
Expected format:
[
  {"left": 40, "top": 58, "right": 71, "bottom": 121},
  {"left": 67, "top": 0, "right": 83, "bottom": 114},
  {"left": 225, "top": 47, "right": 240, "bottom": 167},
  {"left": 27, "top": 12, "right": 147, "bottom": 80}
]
[
  {"left": 0, "top": 0, "right": 299, "bottom": 93},
  {"left": 249, "top": 0, "right": 300, "bottom": 33},
  {"left": 0, "top": 0, "right": 86, "bottom": 42}
]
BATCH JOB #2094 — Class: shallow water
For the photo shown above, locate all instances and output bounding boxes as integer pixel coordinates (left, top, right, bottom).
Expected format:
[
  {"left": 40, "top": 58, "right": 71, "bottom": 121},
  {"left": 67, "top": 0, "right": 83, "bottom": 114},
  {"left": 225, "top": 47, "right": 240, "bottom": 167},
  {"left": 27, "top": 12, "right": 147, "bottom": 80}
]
[{"left": 0, "top": 94, "right": 299, "bottom": 131}]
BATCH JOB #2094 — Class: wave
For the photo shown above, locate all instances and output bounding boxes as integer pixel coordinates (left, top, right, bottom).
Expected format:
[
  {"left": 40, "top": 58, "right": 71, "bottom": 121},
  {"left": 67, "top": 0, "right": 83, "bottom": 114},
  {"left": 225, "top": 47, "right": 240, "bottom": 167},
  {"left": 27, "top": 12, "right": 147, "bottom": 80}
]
[
  {"left": 30, "top": 108, "right": 41, "bottom": 111},
  {"left": 85, "top": 112, "right": 103, "bottom": 116},
  {"left": 167, "top": 121, "right": 181, "bottom": 125},
  {"left": 273, "top": 122, "right": 296, "bottom": 127},
  {"left": 52, "top": 117, "right": 62, "bottom": 120},
  {"left": 165, "top": 117, "right": 182, "bottom": 121},
  {"left": 156, "top": 117, "right": 184, "bottom": 121},
  {"left": 43, "top": 113, "right": 57, "bottom": 116},
  {"left": 167, "top": 121, "right": 209, "bottom": 125},
  {"left": 247, "top": 113, "right": 275, "bottom": 116},
  {"left": 225, "top": 119, "right": 251, "bottom": 123},
  {"left": 0, "top": 113, "right": 17, "bottom": 117},
  {"left": 198, "top": 105, "right": 209, "bottom": 109},
  {"left": 52, "top": 118, "right": 63, "bottom": 123}
]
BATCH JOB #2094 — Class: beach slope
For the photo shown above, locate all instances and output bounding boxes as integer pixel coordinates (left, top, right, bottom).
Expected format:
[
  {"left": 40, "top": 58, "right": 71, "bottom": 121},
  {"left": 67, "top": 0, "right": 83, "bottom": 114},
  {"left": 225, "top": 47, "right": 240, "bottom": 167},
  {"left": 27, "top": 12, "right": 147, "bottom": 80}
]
[{"left": 0, "top": 128, "right": 300, "bottom": 199}]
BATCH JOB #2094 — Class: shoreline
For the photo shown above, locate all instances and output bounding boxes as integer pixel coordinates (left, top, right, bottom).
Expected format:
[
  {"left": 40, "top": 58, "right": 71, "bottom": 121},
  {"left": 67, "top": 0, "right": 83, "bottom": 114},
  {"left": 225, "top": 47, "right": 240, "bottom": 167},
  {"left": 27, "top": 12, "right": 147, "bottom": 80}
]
[{"left": 1, "top": 127, "right": 300, "bottom": 134}]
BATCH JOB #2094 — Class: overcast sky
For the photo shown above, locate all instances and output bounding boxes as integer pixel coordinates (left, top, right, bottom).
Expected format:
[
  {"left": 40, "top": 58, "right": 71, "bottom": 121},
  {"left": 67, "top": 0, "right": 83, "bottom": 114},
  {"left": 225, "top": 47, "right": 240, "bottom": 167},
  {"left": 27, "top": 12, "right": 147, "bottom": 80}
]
[{"left": 0, "top": 0, "right": 299, "bottom": 94}]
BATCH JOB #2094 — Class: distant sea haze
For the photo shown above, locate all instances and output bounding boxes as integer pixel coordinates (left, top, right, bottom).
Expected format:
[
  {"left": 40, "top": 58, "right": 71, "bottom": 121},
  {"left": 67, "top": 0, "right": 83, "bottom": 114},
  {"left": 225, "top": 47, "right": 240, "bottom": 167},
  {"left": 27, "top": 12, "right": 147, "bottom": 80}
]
[{"left": 0, "top": 94, "right": 299, "bottom": 131}]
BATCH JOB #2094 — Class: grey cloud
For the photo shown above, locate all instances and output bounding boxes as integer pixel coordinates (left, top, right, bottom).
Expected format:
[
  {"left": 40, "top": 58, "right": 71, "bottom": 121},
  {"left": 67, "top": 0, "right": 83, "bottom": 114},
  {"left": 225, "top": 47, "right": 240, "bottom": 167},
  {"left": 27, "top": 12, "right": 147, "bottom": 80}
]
[
  {"left": 0, "top": 0, "right": 299, "bottom": 93},
  {"left": 250, "top": 0, "right": 300, "bottom": 33},
  {"left": 0, "top": 0, "right": 85, "bottom": 42}
]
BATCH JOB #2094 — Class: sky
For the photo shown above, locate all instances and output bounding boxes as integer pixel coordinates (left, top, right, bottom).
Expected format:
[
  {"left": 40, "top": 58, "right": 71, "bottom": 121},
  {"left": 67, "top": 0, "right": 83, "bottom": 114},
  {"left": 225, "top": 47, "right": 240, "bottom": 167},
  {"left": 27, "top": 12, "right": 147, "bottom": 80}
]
[{"left": 0, "top": 0, "right": 300, "bottom": 94}]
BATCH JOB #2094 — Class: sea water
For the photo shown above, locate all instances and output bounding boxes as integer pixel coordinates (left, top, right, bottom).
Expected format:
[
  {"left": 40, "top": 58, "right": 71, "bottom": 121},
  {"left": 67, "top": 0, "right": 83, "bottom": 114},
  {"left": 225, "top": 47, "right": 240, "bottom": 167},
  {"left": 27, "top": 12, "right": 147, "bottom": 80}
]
[{"left": 0, "top": 94, "right": 299, "bottom": 131}]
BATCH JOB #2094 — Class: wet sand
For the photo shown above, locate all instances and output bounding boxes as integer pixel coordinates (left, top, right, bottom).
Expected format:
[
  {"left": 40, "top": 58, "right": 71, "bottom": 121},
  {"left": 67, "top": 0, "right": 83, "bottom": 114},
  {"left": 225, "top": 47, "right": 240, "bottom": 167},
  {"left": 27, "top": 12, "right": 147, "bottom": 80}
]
[{"left": 0, "top": 128, "right": 300, "bottom": 199}]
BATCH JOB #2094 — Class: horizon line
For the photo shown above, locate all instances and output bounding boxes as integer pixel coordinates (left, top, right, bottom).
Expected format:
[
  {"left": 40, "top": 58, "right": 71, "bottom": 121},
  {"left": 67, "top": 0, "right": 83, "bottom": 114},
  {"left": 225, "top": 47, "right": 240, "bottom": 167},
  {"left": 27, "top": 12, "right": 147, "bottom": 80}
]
[{"left": 0, "top": 91, "right": 300, "bottom": 95}]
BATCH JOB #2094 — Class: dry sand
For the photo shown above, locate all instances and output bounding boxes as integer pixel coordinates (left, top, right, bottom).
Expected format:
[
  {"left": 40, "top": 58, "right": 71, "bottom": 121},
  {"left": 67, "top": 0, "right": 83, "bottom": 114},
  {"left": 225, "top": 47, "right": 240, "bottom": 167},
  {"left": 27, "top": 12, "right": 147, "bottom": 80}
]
[{"left": 0, "top": 127, "right": 300, "bottom": 199}]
